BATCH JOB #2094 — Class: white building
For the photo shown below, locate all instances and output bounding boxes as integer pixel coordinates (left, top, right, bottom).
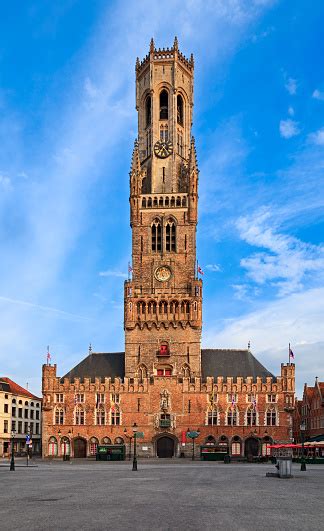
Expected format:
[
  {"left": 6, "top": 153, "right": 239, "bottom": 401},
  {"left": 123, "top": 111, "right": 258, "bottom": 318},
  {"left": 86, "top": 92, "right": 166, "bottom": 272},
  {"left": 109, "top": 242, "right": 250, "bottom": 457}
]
[{"left": 0, "top": 377, "right": 42, "bottom": 456}]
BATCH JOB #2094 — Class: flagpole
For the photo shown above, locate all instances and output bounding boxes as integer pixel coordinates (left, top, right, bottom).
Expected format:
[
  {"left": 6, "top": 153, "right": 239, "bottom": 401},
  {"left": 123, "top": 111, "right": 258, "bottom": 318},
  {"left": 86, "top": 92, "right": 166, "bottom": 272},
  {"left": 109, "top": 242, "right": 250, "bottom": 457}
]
[{"left": 288, "top": 342, "right": 290, "bottom": 365}]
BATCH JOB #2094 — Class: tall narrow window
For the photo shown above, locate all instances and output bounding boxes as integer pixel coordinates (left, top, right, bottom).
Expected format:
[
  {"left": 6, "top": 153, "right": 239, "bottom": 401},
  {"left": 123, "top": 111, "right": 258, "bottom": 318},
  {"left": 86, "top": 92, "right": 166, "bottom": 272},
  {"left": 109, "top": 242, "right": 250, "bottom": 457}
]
[
  {"left": 152, "top": 219, "right": 162, "bottom": 252},
  {"left": 160, "top": 90, "right": 168, "bottom": 120},
  {"left": 177, "top": 94, "right": 184, "bottom": 125},
  {"left": 246, "top": 406, "right": 257, "bottom": 426},
  {"left": 145, "top": 95, "right": 151, "bottom": 127},
  {"left": 266, "top": 408, "right": 277, "bottom": 426},
  {"left": 177, "top": 132, "right": 183, "bottom": 157},
  {"left": 160, "top": 124, "right": 168, "bottom": 141},
  {"left": 166, "top": 219, "right": 176, "bottom": 252}
]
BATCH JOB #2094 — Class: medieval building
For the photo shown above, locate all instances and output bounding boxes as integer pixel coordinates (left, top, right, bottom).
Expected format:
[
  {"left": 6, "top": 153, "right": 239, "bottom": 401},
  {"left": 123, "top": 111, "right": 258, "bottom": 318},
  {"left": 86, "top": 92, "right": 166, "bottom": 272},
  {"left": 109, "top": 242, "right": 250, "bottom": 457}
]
[{"left": 42, "top": 38, "right": 295, "bottom": 459}]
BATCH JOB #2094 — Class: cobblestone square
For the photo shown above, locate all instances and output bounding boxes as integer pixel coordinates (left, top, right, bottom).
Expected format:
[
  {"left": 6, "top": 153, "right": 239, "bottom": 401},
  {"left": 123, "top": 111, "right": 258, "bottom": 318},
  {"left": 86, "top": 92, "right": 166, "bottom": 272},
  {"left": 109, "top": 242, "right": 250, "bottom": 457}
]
[{"left": 1, "top": 459, "right": 323, "bottom": 530}]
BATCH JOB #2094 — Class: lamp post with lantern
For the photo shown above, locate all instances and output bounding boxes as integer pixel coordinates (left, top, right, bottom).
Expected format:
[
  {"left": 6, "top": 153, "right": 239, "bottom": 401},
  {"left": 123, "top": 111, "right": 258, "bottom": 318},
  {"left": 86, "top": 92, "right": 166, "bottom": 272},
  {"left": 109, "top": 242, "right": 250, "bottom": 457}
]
[
  {"left": 123, "top": 428, "right": 133, "bottom": 460},
  {"left": 132, "top": 423, "right": 138, "bottom": 471},
  {"left": 300, "top": 421, "right": 307, "bottom": 471},
  {"left": 10, "top": 430, "right": 16, "bottom": 471}
]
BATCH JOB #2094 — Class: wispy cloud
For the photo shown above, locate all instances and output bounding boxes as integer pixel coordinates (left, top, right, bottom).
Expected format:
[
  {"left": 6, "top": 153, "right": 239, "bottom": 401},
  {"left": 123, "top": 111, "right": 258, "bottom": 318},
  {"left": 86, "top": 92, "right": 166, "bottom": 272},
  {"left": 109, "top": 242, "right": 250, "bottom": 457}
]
[
  {"left": 284, "top": 76, "right": 297, "bottom": 95},
  {"left": 99, "top": 270, "right": 127, "bottom": 278},
  {"left": 205, "top": 263, "right": 222, "bottom": 272},
  {"left": 0, "top": 296, "right": 91, "bottom": 321},
  {"left": 203, "top": 288, "right": 324, "bottom": 396},
  {"left": 308, "top": 127, "right": 324, "bottom": 146},
  {"left": 288, "top": 106, "right": 294, "bottom": 116},
  {"left": 279, "top": 119, "right": 300, "bottom": 139},
  {"left": 236, "top": 208, "right": 324, "bottom": 295},
  {"left": 0, "top": 173, "right": 12, "bottom": 191},
  {"left": 312, "top": 89, "right": 324, "bottom": 101}
]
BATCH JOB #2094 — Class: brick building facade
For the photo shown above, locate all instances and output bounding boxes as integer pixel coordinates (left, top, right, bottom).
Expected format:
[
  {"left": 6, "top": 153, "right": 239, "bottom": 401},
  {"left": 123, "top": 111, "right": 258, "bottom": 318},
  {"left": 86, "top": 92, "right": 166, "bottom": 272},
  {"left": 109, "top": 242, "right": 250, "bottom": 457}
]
[
  {"left": 293, "top": 378, "right": 324, "bottom": 443},
  {"left": 42, "top": 39, "right": 295, "bottom": 459}
]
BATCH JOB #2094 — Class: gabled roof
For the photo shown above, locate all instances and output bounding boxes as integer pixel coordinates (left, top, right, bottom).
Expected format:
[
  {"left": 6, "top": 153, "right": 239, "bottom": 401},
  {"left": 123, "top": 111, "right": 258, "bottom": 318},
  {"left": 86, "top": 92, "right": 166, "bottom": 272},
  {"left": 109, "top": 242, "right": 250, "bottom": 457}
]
[
  {"left": 61, "top": 352, "right": 125, "bottom": 383},
  {"left": 61, "top": 349, "right": 274, "bottom": 383},
  {"left": 201, "top": 349, "right": 275, "bottom": 381},
  {"left": 0, "top": 377, "right": 40, "bottom": 399}
]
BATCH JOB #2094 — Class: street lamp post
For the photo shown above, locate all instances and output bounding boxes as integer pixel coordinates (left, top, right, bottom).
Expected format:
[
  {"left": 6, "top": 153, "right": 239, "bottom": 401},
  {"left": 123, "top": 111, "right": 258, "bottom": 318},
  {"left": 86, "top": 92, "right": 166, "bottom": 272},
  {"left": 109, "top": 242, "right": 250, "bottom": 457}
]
[
  {"left": 187, "top": 428, "right": 200, "bottom": 461},
  {"left": 124, "top": 428, "right": 133, "bottom": 460},
  {"left": 300, "top": 421, "right": 307, "bottom": 471},
  {"left": 10, "top": 431, "right": 16, "bottom": 471},
  {"left": 132, "top": 423, "right": 138, "bottom": 471}
]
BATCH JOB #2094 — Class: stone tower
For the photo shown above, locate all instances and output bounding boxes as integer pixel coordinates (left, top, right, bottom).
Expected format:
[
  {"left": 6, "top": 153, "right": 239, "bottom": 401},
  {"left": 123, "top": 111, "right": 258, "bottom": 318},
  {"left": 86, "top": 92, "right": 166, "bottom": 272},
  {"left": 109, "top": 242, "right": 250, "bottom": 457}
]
[{"left": 124, "top": 38, "right": 202, "bottom": 378}]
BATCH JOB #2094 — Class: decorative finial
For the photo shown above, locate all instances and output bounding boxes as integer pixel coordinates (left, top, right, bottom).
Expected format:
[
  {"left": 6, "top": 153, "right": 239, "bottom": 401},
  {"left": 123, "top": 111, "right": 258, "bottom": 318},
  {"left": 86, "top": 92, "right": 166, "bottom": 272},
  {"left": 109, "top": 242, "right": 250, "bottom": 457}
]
[
  {"left": 150, "top": 38, "right": 155, "bottom": 53},
  {"left": 174, "top": 36, "right": 178, "bottom": 51},
  {"left": 89, "top": 343, "right": 92, "bottom": 355},
  {"left": 190, "top": 53, "right": 194, "bottom": 66},
  {"left": 248, "top": 340, "right": 251, "bottom": 350},
  {"left": 136, "top": 57, "right": 140, "bottom": 70}
]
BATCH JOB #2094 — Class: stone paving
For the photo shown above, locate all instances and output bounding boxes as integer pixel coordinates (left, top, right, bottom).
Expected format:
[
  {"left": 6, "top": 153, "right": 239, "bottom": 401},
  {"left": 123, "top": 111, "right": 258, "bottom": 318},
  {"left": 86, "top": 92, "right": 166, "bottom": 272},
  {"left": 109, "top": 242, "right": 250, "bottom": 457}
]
[{"left": 0, "top": 458, "right": 323, "bottom": 530}]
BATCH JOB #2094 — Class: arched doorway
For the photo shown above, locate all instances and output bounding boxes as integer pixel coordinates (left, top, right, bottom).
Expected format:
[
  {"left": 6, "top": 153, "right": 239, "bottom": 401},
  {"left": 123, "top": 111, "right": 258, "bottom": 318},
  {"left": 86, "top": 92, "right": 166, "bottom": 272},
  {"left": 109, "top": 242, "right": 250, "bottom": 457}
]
[
  {"left": 157, "top": 436, "right": 174, "bottom": 458},
  {"left": 245, "top": 437, "right": 259, "bottom": 458},
  {"left": 74, "top": 437, "right": 87, "bottom": 458}
]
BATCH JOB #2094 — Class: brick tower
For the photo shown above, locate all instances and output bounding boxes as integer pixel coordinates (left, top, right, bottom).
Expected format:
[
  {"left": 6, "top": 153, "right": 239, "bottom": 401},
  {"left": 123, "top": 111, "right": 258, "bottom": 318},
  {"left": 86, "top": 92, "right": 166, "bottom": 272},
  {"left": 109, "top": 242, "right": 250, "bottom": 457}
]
[{"left": 124, "top": 37, "right": 202, "bottom": 378}]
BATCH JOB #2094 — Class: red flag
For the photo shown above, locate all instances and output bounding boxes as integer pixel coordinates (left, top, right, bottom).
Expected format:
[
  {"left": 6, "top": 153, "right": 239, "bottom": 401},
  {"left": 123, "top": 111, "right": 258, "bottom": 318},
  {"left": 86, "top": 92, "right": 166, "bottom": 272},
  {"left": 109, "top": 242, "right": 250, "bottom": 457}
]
[{"left": 198, "top": 265, "right": 204, "bottom": 275}]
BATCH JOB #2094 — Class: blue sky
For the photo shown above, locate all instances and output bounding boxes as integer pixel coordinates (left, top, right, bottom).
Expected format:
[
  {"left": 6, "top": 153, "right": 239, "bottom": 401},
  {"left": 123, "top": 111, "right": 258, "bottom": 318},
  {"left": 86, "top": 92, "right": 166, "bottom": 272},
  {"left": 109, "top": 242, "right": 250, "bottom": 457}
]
[{"left": 0, "top": 0, "right": 323, "bottom": 398}]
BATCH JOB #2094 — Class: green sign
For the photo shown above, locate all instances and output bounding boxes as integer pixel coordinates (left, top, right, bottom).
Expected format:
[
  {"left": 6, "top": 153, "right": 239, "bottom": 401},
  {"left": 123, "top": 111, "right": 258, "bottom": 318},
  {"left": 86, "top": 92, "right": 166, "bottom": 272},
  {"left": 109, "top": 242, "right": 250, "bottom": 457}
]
[
  {"left": 187, "top": 431, "right": 200, "bottom": 439},
  {"left": 135, "top": 431, "right": 144, "bottom": 438}
]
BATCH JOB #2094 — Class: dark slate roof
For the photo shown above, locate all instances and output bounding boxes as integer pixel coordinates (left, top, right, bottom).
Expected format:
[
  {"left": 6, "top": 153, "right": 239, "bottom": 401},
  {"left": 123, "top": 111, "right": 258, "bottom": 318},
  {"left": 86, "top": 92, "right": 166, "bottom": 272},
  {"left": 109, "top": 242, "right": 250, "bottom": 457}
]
[
  {"left": 201, "top": 349, "right": 275, "bottom": 381},
  {"left": 61, "top": 353, "right": 125, "bottom": 383},
  {"left": 61, "top": 349, "right": 274, "bottom": 382}
]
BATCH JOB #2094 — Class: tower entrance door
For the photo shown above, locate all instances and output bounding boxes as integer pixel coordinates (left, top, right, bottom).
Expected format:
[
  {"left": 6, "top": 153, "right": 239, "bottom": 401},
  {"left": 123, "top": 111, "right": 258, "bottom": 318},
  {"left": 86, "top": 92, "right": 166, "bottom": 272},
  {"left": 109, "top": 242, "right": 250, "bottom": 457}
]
[
  {"left": 244, "top": 437, "right": 259, "bottom": 458},
  {"left": 73, "top": 437, "right": 87, "bottom": 458},
  {"left": 157, "top": 436, "right": 174, "bottom": 458}
]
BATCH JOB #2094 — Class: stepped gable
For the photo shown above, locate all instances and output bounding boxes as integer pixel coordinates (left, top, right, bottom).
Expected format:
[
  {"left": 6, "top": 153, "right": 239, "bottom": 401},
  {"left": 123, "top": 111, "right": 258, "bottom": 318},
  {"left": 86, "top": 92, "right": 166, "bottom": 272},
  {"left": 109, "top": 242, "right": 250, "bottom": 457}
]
[
  {"left": 201, "top": 349, "right": 275, "bottom": 381},
  {"left": 61, "top": 352, "right": 125, "bottom": 383}
]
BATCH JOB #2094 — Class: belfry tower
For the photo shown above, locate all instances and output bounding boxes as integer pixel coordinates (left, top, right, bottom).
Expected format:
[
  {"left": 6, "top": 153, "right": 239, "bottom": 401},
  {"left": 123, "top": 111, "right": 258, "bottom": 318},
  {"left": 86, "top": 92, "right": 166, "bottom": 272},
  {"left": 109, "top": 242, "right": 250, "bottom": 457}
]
[{"left": 124, "top": 38, "right": 202, "bottom": 378}]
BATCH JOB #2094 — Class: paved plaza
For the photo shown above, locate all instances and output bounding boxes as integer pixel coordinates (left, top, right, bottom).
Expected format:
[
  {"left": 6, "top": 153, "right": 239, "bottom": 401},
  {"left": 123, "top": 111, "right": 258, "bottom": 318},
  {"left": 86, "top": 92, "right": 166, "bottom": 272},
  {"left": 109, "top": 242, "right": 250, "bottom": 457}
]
[{"left": 0, "top": 458, "right": 323, "bottom": 530}]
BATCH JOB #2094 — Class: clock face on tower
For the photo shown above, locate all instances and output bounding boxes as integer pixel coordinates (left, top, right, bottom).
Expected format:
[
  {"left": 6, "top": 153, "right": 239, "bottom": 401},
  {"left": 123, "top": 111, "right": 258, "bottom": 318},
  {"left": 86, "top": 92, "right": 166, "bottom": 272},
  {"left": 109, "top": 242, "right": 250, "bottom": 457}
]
[
  {"left": 154, "top": 140, "right": 173, "bottom": 159},
  {"left": 154, "top": 265, "right": 172, "bottom": 282}
]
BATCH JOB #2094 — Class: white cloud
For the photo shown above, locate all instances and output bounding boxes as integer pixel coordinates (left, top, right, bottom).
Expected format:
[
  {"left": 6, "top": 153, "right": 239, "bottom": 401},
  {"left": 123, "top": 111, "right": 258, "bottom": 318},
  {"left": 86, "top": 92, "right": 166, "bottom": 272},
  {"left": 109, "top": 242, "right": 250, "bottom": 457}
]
[
  {"left": 279, "top": 119, "right": 300, "bottom": 139},
  {"left": 308, "top": 128, "right": 324, "bottom": 146},
  {"left": 205, "top": 263, "right": 222, "bottom": 272},
  {"left": 285, "top": 76, "right": 297, "bottom": 95},
  {"left": 203, "top": 288, "right": 324, "bottom": 396},
  {"left": 288, "top": 106, "right": 294, "bottom": 116},
  {"left": 99, "top": 270, "right": 127, "bottom": 278},
  {"left": 236, "top": 208, "right": 324, "bottom": 296},
  {"left": 312, "top": 89, "right": 324, "bottom": 101},
  {"left": 0, "top": 173, "right": 12, "bottom": 190}
]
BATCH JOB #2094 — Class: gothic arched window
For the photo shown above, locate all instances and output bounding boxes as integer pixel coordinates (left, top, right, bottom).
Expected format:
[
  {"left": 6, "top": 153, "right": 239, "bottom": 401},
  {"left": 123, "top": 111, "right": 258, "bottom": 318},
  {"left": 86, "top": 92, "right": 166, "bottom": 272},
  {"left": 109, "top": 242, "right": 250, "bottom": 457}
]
[
  {"left": 266, "top": 407, "right": 277, "bottom": 426},
  {"left": 96, "top": 406, "right": 105, "bottom": 426},
  {"left": 207, "top": 409, "right": 218, "bottom": 426},
  {"left": 160, "top": 90, "right": 168, "bottom": 120},
  {"left": 74, "top": 407, "right": 85, "bottom": 425},
  {"left": 227, "top": 407, "right": 238, "bottom": 426},
  {"left": 177, "top": 94, "right": 184, "bottom": 125},
  {"left": 152, "top": 218, "right": 162, "bottom": 252},
  {"left": 166, "top": 219, "right": 176, "bottom": 252},
  {"left": 145, "top": 95, "right": 152, "bottom": 127},
  {"left": 246, "top": 406, "right": 257, "bottom": 426},
  {"left": 54, "top": 407, "right": 64, "bottom": 425}
]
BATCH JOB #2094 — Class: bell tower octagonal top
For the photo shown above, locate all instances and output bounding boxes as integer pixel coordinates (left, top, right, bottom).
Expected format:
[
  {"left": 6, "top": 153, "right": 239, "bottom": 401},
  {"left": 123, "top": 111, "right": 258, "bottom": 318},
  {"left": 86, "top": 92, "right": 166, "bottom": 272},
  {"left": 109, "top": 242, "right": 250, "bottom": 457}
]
[{"left": 135, "top": 37, "right": 194, "bottom": 196}]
